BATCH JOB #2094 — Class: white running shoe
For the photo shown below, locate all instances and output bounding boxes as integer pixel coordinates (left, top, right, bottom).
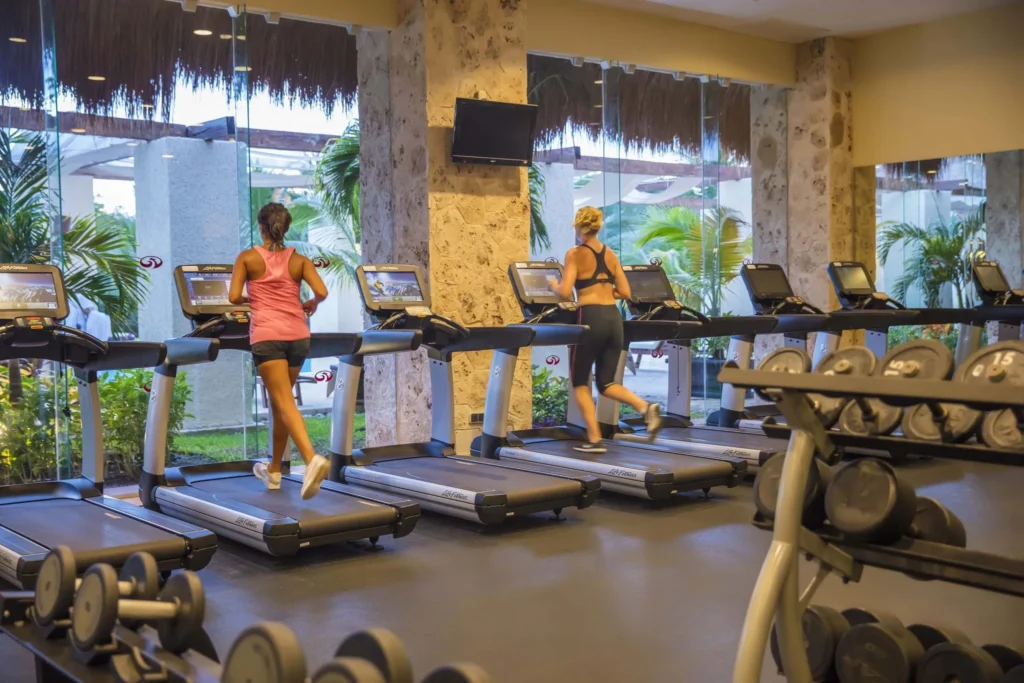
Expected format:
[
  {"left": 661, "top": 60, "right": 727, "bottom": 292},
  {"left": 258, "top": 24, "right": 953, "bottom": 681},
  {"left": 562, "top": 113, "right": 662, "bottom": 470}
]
[
  {"left": 645, "top": 403, "right": 664, "bottom": 440},
  {"left": 253, "top": 462, "right": 281, "bottom": 490},
  {"left": 573, "top": 441, "right": 608, "bottom": 454},
  {"left": 300, "top": 455, "right": 330, "bottom": 499}
]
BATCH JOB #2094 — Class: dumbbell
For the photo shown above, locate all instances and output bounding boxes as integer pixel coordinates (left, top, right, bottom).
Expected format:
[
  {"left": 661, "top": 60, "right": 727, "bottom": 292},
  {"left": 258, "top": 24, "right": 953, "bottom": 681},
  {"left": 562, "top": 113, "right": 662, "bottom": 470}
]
[
  {"left": 960, "top": 342, "right": 1024, "bottom": 451},
  {"left": 221, "top": 621, "right": 307, "bottom": 683},
  {"left": 70, "top": 564, "right": 204, "bottom": 654},
  {"left": 835, "top": 613, "right": 970, "bottom": 683},
  {"left": 754, "top": 347, "right": 811, "bottom": 403},
  {"left": 812, "top": 347, "right": 877, "bottom": 428},
  {"left": 318, "top": 629, "right": 414, "bottom": 683},
  {"left": 769, "top": 605, "right": 849, "bottom": 681},
  {"left": 421, "top": 664, "right": 494, "bottom": 683},
  {"left": 1006, "top": 664, "right": 1024, "bottom": 682},
  {"left": 32, "top": 546, "right": 159, "bottom": 629},
  {"left": 824, "top": 458, "right": 966, "bottom": 547},
  {"left": 753, "top": 452, "right": 833, "bottom": 529},
  {"left": 917, "top": 642, "right": 1024, "bottom": 682}
]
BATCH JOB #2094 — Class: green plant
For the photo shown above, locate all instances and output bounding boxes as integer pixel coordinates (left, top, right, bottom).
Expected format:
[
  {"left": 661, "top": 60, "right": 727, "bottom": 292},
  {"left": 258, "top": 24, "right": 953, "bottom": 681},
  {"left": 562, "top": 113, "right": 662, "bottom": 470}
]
[
  {"left": 637, "top": 205, "right": 751, "bottom": 317},
  {"left": 532, "top": 366, "right": 568, "bottom": 428},
  {"left": 0, "top": 367, "right": 76, "bottom": 485},
  {"left": 878, "top": 207, "right": 985, "bottom": 308},
  {"left": 529, "top": 163, "right": 550, "bottom": 251},
  {"left": 173, "top": 415, "right": 365, "bottom": 463},
  {"left": 887, "top": 323, "right": 985, "bottom": 355}
]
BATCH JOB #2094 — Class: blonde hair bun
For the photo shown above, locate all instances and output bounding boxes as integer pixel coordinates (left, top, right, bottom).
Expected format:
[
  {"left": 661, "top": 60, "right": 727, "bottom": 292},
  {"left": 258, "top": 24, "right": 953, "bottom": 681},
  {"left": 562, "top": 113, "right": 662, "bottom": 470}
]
[{"left": 574, "top": 206, "right": 603, "bottom": 234}]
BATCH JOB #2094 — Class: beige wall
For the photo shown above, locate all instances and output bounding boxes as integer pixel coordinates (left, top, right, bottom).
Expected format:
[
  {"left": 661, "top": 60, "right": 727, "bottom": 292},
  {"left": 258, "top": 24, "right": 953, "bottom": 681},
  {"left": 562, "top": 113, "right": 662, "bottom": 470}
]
[{"left": 852, "top": 2, "right": 1024, "bottom": 167}]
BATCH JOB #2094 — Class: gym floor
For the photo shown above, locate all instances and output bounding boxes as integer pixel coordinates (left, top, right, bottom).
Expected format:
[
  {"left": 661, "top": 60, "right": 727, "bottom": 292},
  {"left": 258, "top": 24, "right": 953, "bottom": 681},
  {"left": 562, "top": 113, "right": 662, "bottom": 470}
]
[{"left": 4, "top": 457, "right": 1024, "bottom": 682}]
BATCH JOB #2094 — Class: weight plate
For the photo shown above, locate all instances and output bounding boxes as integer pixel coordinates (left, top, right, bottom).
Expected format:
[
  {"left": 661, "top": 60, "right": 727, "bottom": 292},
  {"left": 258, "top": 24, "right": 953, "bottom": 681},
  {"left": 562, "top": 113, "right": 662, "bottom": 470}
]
[
  {"left": 813, "top": 347, "right": 876, "bottom": 428},
  {"left": 907, "top": 623, "right": 971, "bottom": 650},
  {"left": 422, "top": 664, "right": 494, "bottom": 683},
  {"left": 911, "top": 497, "right": 967, "bottom": 548},
  {"left": 34, "top": 545, "right": 77, "bottom": 626},
  {"left": 824, "top": 458, "right": 917, "bottom": 544},
  {"left": 958, "top": 341, "right": 1024, "bottom": 388},
  {"left": 223, "top": 622, "right": 307, "bottom": 683},
  {"left": 835, "top": 622, "right": 925, "bottom": 683},
  {"left": 1006, "top": 665, "right": 1024, "bottom": 683},
  {"left": 312, "top": 657, "right": 387, "bottom": 683},
  {"left": 769, "top": 605, "right": 850, "bottom": 680},
  {"left": 336, "top": 629, "right": 413, "bottom": 683},
  {"left": 754, "top": 347, "right": 811, "bottom": 401},
  {"left": 71, "top": 563, "right": 120, "bottom": 651},
  {"left": 119, "top": 552, "right": 159, "bottom": 630},
  {"left": 979, "top": 409, "right": 1024, "bottom": 451},
  {"left": 916, "top": 643, "right": 1004, "bottom": 683},
  {"left": 752, "top": 453, "right": 831, "bottom": 525},
  {"left": 902, "top": 403, "right": 981, "bottom": 443},
  {"left": 878, "top": 339, "right": 955, "bottom": 381},
  {"left": 155, "top": 571, "right": 205, "bottom": 654},
  {"left": 837, "top": 398, "right": 902, "bottom": 436},
  {"left": 983, "top": 644, "right": 1024, "bottom": 672}
]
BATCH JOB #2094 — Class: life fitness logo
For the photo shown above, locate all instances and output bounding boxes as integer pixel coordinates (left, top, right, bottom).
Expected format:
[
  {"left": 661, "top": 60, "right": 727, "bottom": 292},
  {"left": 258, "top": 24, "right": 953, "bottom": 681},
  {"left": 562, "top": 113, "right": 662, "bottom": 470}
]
[
  {"left": 544, "top": 257, "right": 559, "bottom": 263},
  {"left": 651, "top": 350, "right": 664, "bottom": 359},
  {"left": 142, "top": 381, "right": 152, "bottom": 393},
  {"left": 311, "top": 256, "right": 330, "bottom": 268},
  {"left": 314, "top": 370, "right": 335, "bottom": 383},
  {"left": 139, "top": 256, "right": 164, "bottom": 269},
  {"left": 545, "top": 355, "right": 560, "bottom": 366},
  {"left": 650, "top": 257, "right": 663, "bottom": 266}
]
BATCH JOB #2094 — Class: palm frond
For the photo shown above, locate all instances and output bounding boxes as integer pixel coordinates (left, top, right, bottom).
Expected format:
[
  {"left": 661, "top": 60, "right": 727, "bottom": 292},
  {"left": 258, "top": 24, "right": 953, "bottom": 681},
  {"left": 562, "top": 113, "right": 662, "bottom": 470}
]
[
  {"left": 314, "top": 121, "right": 361, "bottom": 243},
  {"left": 529, "top": 164, "right": 550, "bottom": 251}
]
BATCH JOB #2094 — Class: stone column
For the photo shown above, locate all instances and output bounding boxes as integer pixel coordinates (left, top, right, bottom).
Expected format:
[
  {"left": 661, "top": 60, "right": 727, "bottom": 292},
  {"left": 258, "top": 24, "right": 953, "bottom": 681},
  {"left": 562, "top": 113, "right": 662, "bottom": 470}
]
[
  {"left": 135, "top": 137, "right": 249, "bottom": 430},
  {"left": 984, "top": 151, "right": 1024, "bottom": 289},
  {"left": 359, "top": 0, "right": 532, "bottom": 454}
]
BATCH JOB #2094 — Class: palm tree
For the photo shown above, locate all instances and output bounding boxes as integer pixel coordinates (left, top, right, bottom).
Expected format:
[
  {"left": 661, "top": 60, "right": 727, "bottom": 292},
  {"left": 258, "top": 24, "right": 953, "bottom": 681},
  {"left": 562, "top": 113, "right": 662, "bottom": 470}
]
[
  {"left": 878, "top": 208, "right": 985, "bottom": 309},
  {"left": 0, "top": 130, "right": 149, "bottom": 399},
  {"left": 637, "top": 205, "right": 751, "bottom": 317}
]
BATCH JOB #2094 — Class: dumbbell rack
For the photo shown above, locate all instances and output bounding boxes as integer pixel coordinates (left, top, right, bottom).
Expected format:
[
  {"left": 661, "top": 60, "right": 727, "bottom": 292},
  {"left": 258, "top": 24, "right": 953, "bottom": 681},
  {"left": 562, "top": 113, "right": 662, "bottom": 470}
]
[
  {"left": 0, "top": 590, "right": 222, "bottom": 683},
  {"left": 721, "top": 366, "right": 1024, "bottom": 683}
]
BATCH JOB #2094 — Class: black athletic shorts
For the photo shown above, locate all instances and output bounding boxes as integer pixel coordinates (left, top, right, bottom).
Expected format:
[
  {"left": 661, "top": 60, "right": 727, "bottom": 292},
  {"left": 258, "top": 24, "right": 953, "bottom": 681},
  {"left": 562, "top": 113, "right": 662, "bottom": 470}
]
[
  {"left": 571, "top": 304, "right": 625, "bottom": 391},
  {"left": 251, "top": 338, "right": 311, "bottom": 367}
]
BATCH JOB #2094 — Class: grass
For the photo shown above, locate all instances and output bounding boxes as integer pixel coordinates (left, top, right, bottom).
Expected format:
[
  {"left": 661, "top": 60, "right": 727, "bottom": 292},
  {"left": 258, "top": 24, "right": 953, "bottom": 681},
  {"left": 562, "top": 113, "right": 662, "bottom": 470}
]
[{"left": 172, "top": 414, "right": 366, "bottom": 463}]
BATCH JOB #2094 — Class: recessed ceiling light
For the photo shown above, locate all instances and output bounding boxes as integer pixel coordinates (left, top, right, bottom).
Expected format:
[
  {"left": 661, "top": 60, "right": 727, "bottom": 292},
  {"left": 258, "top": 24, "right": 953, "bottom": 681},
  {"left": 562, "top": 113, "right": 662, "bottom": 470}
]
[
  {"left": 162, "top": 154, "right": 175, "bottom": 159},
  {"left": 219, "top": 33, "right": 233, "bottom": 40},
  {"left": 70, "top": 128, "right": 86, "bottom": 134},
  {"left": 87, "top": 75, "right": 106, "bottom": 81},
  {"left": 142, "top": 104, "right": 154, "bottom": 109},
  {"left": 927, "top": 170, "right": 937, "bottom": 174},
  {"left": 8, "top": 37, "right": 27, "bottom": 44},
  {"left": 126, "top": 141, "right": 140, "bottom": 147},
  {"left": 193, "top": 29, "right": 213, "bottom": 36},
  {"left": 24, "top": 145, "right": 34, "bottom": 150},
  {"left": 594, "top": 79, "right": 603, "bottom": 84},
  {"left": 593, "top": 104, "right": 603, "bottom": 108},
  {"left": 234, "top": 65, "right": 252, "bottom": 72},
  {"left": 236, "top": 35, "right": 246, "bottom": 41},
  {"left": 960, "top": 181, "right": 968, "bottom": 186}
]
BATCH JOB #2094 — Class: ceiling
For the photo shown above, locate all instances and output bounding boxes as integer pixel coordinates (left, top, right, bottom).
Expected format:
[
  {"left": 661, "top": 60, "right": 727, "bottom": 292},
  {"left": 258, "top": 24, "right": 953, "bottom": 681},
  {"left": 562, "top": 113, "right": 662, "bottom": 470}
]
[{"left": 582, "top": 0, "right": 1018, "bottom": 42}]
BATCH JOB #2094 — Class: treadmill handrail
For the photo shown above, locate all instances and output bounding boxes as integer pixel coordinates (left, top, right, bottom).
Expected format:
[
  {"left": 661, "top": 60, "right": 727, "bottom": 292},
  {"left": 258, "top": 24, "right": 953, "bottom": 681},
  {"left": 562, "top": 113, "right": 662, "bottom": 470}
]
[
  {"left": 623, "top": 320, "right": 703, "bottom": 344},
  {"left": 513, "top": 323, "right": 586, "bottom": 347},
  {"left": 308, "top": 333, "right": 363, "bottom": 359},
  {"left": 770, "top": 314, "right": 831, "bottom": 335},
  {"left": 441, "top": 325, "right": 536, "bottom": 354},
  {"left": 972, "top": 304, "right": 1024, "bottom": 323},
  {"left": 698, "top": 316, "right": 779, "bottom": 338},
  {"left": 163, "top": 338, "right": 221, "bottom": 367},
  {"left": 357, "top": 330, "right": 423, "bottom": 356},
  {"left": 81, "top": 341, "right": 167, "bottom": 372},
  {"left": 823, "top": 309, "right": 920, "bottom": 332}
]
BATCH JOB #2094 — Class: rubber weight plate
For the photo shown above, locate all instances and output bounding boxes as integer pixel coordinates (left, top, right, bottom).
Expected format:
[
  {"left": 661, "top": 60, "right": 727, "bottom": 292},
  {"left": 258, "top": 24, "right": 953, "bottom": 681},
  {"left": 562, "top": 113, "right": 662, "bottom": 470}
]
[
  {"left": 878, "top": 339, "right": 955, "bottom": 381},
  {"left": 336, "top": 629, "right": 413, "bottom": 683},
  {"left": 979, "top": 409, "right": 1024, "bottom": 451},
  {"left": 313, "top": 658, "right": 387, "bottom": 683},
  {"left": 422, "top": 664, "right": 494, "bottom": 683},
  {"left": 813, "top": 347, "right": 876, "bottom": 428},
  {"left": 754, "top": 347, "right": 812, "bottom": 401},
  {"left": 1006, "top": 664, "right": 1024, "bottom": 683},
  {"left": 118, "top": 552, "right": 159, "bottom": 630},
  {"left": 154, "top": 571, "right": 205, "bottom": 655},
  {"left": 752, "top": 452, "right": 833, "bottom": 527},
  {"left": 910, "top": 497, "right": 967, "bottom": 547},
  {"left": 223, "top": 622, "right": 307, "bottom": 683},
  {"left": 33, "top": 545, "right": 77, "bottom": 626},
  {"left": 983, "top": 644, "right": 1024, "bottom": 673},
  {"left": 835, "top": 620, "right": 926, "bottom": 683},
  {"left": 906, "top": 623, "right": 971, "bottom": 650},
  {"left": 838, "top": 397, "right": 903, "bottom": 437},
  {"left": 916, "top": 642, "right": 1005, "bottom": 683},
  {"left": 902, "top": 402, "right": 981, "bottom": 443},
  {"left": 824, "top": 458, "right": 917, "bottom": 544},
  {"left": 70, "top": 563, "right": 120, "bottom": 651},
  {"left": 769, "top": 604, "right": 850, "bottom": 680}
]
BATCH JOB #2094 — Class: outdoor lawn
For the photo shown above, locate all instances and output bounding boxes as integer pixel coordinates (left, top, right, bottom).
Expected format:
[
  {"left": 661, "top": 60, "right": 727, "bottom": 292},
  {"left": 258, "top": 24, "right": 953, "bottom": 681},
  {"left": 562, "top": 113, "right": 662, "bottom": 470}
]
[{"left": 172, "top": 414, "right": 366, "bottom": 463}]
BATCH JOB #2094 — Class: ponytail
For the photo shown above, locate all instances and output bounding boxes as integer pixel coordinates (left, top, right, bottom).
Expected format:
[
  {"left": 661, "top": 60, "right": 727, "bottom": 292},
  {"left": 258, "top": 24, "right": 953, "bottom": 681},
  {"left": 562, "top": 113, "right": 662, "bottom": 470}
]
[{"left": 257, "top": 202, "right": 292, "bottom": 251}]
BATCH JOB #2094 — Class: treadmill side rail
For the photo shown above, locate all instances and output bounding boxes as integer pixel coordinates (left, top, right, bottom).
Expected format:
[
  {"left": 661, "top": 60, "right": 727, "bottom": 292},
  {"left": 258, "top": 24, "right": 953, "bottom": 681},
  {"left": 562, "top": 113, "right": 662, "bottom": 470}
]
[
  {"left": 495, "top": 446, "right": 670, "bottom": 499},
  {"left": 0, "top": 526, "right": 48, "bottom": 589}
]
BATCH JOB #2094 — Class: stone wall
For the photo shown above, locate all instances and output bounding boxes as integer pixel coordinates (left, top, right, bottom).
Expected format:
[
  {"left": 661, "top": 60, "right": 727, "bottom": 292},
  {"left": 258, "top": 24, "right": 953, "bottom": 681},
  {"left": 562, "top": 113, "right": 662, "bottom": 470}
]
[{"left": 985, "top": 151, "right": 1024, "bottom": 289}]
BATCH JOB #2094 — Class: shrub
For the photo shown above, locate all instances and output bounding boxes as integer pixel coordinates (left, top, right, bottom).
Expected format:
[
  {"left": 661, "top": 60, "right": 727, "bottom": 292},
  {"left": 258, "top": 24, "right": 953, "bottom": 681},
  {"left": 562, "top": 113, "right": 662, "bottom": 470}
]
[
  {"left": 887, "top": 323, "right": 984, "bottom": 355},
  {"left": 532, "top": 366, "right": 568, "bottom": 428},
  {"left": 0, "top": 367, "right": 75, "bottom": 485}
]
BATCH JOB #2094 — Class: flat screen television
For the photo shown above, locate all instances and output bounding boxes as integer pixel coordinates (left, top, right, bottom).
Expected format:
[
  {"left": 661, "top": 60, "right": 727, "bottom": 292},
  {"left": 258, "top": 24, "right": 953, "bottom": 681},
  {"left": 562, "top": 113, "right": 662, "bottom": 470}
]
[{"left": 451, "top": 98, "right": 538, "bottom": 167}]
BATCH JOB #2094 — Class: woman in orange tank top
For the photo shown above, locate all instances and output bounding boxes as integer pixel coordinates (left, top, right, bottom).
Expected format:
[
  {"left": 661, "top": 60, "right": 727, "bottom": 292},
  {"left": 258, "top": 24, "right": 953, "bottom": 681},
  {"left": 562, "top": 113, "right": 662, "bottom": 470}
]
[{"left": 229, "top": 203, "right": 330, "bottom": 499}]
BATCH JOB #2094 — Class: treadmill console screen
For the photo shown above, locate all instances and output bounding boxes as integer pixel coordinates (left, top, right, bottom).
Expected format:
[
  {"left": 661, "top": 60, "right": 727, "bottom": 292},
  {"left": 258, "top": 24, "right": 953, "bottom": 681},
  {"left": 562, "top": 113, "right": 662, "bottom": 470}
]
[
  {"left": 975, "top": 263, "right": 1010, "bottom": 293},
  {"left": 625, "top": 269, "right": 674, "bottom": 302},
  {"left": 182, "top": 272, "right": 233, "bottom": 307},
  {"left": 518, "top": 267, "right": 562, "bottom": 299},
  {"left": 364, "top": 271, "right": 425, "bottom": 304},
  {"left": 832, "top": 264, "right": 874, "bottom": 295},
  {"left": 0, "top": 271, "right": 60, "bottom": 312},
  {"left": 744, "top": 266, "right": 793, "bottom": 300}
]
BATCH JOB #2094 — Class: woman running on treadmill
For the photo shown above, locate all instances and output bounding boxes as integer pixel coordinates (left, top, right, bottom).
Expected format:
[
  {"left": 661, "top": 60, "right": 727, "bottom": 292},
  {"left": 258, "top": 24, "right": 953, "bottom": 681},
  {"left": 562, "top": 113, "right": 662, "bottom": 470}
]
[
  {"left": 229, "top": 202, "right": 330, "bottom": 498},
  {"left": 550, "top": 206, "right": 662, "bottom": 453}
]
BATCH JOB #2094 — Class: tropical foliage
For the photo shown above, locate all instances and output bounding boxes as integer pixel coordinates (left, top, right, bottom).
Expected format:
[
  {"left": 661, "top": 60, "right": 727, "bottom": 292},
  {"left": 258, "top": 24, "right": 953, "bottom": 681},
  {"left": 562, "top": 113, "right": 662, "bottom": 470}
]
[
  {"left": 878, "top": 208, "right": 985, "bottom": 308},
  {"left": 637, "top": 205, "right": 751, "bottom": 317}
]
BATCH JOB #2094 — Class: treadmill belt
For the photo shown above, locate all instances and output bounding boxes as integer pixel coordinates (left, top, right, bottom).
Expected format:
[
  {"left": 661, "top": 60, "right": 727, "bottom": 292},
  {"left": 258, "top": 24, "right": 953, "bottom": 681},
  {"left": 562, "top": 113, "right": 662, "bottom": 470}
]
[
  {"left": 187, "top": 476, "right": 397, "bottom": 537},
  {"left": 370, "top": 458, "right": 580, "bottom": 507},
  {"left": 524, "top": 439, "right": 733, "bottom": 480},
  {"left": 0, "top": 499, "right": 186, "bottom": 566},
  {"left": 668, "top": 427, "right": 779, "bottom": 453}
]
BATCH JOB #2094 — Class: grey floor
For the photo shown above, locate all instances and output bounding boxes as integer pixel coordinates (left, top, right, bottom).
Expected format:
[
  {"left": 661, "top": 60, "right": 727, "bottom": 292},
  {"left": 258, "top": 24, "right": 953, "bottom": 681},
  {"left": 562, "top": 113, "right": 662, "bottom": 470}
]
[{"left": 5, "top": 456, "right": 1024, "bottom": 682}]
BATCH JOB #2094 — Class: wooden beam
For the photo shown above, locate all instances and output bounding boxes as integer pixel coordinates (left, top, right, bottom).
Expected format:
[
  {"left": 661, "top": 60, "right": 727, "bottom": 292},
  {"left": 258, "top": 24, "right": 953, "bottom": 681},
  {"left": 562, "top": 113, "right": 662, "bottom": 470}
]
[
  {"left": 535, "top": 146, "right": 752, "bottom": 180},
  {"left": 0, "top": 107, "right": 336, "bottom": 153}
]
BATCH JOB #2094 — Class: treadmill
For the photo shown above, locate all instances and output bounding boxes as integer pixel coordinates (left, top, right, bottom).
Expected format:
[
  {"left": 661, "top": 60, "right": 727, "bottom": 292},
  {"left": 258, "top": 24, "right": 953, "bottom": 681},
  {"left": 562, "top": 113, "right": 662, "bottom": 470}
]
[
  {"left": 471, "top": 261, "right": 740, "bottom": 500},
  {"left": 141, "top": 264, "right": 423, "bottom": 556},
  {"left": 0, "top": 264, "right": 215, "bottom": 588},
  {"left": 330, "top": 264, "right": 600, "bottom": 524},
  {"left": 955, "top": 260, "right": 1024, "bottom": 357},
  {"left": 600, "top": 264, "right": 784, "bottom": 467}
]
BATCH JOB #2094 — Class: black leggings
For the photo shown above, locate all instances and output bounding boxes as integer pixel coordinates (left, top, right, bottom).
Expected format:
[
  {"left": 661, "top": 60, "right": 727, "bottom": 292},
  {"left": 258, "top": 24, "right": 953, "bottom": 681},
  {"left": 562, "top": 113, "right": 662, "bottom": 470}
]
[{"left": 571, "top": 304, "right": 624, "bottom": 391}]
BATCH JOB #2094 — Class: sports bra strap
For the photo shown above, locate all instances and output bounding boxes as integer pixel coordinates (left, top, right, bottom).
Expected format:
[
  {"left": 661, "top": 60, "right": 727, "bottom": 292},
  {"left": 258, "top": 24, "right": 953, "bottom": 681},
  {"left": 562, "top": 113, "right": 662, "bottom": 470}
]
[{"left": 575, "top": 244, "right": 613, "bottom": 291}]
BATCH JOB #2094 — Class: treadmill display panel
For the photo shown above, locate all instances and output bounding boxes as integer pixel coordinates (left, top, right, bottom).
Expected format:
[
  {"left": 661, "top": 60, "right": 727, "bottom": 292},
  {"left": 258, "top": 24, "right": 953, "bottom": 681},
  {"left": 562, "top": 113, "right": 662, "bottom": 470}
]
[
  {"left": 0, "top": 271, "right": 60, "bottom": 312},
  {"left": 746, "top": 267, "right": 793, "bottom": 299},
  {"left": 365, "top": 271, "right": 425, "bottom": 303},
  {"left": 182, "top": 271, "right": 233, "bottom": 307},
  {"left": 519, "top": 267, "right": 562, "bottom": 299},
  {"left": 626, "top": 269, "right": 674, "bottom": 302},
  {"left": 975, "top": 263, "right": 1010, "bottom": 293},
  {"left": 833, "top": 265, "right": 874, "bottom": 295}
]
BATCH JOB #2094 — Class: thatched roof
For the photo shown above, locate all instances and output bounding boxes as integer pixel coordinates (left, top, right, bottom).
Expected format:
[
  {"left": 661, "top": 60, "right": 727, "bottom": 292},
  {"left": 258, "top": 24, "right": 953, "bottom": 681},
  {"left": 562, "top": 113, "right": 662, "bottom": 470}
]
[
  {"left": 528, "top": 54, "right": 752, "bottom": 162},
  {"left": 0, "top": 0, "right": 357, "bottom": 119}
]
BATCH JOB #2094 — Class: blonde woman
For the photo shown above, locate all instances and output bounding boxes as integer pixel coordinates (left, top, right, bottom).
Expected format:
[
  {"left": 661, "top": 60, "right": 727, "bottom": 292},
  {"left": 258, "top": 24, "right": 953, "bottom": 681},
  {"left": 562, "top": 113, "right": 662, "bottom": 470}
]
[{"left": 549, "top": 206, "right": 662, "bottom": 453}]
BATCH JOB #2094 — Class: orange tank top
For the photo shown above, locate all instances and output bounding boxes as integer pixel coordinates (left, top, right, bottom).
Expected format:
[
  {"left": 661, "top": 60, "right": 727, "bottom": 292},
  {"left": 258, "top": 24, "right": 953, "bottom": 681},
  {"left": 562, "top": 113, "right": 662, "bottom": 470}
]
[{"left": 246, "top": 247, "right": 310, "bottom": 344}]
